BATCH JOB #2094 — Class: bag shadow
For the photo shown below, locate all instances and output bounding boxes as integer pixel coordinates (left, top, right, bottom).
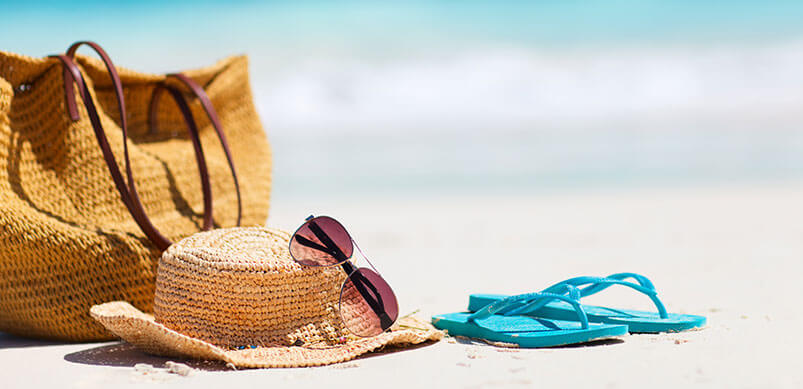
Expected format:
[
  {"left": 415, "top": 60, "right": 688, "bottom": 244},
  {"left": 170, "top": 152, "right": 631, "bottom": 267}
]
[{"left": 0, "top": 332, "right": 65, "bottom": 349}]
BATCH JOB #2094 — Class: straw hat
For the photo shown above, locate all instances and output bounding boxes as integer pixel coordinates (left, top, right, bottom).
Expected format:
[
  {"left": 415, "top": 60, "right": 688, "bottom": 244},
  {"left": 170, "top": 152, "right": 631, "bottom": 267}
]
[{"left": 90, "top": 227, "right": 443, "bottom": 368}]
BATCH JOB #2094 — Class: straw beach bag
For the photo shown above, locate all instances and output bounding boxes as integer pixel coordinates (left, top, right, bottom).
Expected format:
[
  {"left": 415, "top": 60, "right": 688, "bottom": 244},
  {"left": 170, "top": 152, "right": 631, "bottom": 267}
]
[{"left": 0, "top": 42, "right": 271, "bottom": 341}]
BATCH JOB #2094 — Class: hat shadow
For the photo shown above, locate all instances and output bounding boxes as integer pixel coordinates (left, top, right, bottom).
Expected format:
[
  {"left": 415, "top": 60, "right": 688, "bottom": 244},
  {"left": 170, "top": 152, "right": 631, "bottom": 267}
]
[
  {"left": 63, "top": 342, "right": 230, "bottom": 371},
  {"left": 64, "top": 340, "right": 443, "bottom": 371}
]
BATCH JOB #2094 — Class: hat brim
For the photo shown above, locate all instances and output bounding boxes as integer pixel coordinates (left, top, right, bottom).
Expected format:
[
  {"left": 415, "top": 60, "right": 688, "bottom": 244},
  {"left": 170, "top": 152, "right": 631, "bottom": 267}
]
[{"left": 90, "top": 302, "right": 443, "bottom": 368}]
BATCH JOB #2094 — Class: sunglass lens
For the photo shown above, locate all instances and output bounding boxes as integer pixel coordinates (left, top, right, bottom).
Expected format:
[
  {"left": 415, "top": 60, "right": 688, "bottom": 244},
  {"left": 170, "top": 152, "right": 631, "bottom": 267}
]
[
  {"left": 289, "top": 216, "right": 354, "bottom": 266},
  {"left": 339, "top": 268, "right": 399, "bottom": 337}
]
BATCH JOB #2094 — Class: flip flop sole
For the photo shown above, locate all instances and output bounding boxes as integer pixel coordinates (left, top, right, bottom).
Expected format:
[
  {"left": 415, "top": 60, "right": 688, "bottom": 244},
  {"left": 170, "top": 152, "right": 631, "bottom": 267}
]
[
  {"left": 468, "top": 293, "right": 706, "bottom": 333},
  {"left": 431, "top": 312, "right": 628, "bottom": 348}
]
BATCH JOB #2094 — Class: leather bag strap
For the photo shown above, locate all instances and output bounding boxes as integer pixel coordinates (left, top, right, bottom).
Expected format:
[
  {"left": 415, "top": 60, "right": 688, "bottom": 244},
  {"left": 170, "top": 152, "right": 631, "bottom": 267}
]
[
  {"left": 54, "top": 41, "right": 225, "bottom": 250},
  {"left": 148, "top": 74, "right": 243, "bottom": 226},
  {"left": 149, "top": 84, "right": 215, "bottom": 231},
  {"left": 54, "top": 53, "right": 170, "bottom": 249}
]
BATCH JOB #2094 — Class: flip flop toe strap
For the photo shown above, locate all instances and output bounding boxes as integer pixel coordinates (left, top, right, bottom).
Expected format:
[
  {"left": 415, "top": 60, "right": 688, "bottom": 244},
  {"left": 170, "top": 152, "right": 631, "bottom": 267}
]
[
  {"left": 541, "top": 273, "right": 669, "bottom": 319},
  {"left": 579, "top": 273, "right": 656, "bottom": 295},
  {"left": 468, "top": 287, "right": 590, "bottom": 329}
]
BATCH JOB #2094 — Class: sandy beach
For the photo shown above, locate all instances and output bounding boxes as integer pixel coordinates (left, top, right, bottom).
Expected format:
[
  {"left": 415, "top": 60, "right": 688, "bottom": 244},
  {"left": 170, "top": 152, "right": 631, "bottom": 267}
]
[{"left": 2, "top": 182, "right": 800, "bottom": 388}]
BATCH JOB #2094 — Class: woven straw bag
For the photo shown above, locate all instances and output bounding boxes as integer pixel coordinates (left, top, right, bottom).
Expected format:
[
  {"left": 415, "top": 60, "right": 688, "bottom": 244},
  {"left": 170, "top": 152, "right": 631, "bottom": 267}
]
[
  {"left": 91, "top": 227, "right": 443, "bottom": 368},
  {"left": 0, "top": 42, "right": 271, "bottom": 341}
]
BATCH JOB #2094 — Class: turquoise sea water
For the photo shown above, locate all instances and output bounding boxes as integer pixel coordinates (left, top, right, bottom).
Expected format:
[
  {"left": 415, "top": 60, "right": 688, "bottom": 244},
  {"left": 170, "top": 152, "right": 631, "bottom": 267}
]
[
  {"left": 3, "top": 1, "right": 803, "bottom": 198},
  {"left": 5, "top": 1, "right": 803, "bottom": 49}
]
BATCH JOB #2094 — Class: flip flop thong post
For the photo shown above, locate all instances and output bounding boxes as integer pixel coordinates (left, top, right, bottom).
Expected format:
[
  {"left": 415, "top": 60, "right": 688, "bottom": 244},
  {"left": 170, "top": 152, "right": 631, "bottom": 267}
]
[
  {"left": 432, "top": 287, "right": 628, "bottom": 348},
  {"left": 468, "top": 273, "right": 706, "bottom": 333}
]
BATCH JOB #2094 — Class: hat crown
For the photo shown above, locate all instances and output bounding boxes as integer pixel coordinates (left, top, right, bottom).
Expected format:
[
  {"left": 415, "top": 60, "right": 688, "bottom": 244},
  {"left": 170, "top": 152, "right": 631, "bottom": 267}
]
[{"left": 153, "top": 227, "right": 348, "bottom": 348}]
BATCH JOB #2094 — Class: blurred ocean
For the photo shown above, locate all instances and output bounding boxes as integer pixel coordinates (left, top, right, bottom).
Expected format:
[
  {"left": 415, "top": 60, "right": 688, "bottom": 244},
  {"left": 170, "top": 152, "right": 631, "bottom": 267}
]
[{"left": 3, "top": 1, "right": 803, "bottom": 199}]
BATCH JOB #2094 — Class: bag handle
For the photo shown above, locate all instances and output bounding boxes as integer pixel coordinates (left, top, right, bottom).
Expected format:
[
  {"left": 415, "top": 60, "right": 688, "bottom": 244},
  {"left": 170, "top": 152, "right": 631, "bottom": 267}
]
[
  {"left": 149, "top": 83, "right": 215, "bottom": 231},
  {"left": 149, "top": 73, "right": 243, "bottom": 226},
  {"left": 54, "top": 53, "right": 171, "bottom": 249},
  {"left": 54, "top": 41, "right": 234, "bottom": 250}
]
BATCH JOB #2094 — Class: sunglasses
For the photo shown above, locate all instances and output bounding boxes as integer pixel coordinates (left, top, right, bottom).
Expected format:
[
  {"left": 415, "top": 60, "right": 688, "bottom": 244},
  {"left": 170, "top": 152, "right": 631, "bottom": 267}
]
[{"left": 289, "top": 215, "right": 399, "bottom": 337}]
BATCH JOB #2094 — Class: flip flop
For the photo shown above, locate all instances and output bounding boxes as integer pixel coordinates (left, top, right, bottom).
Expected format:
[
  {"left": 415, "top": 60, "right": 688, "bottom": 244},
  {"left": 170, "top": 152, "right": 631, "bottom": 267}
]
[
  {"left": 467, "top": 273, "right": 706, "bottom": 333},
  {"left": 432, "top": 286, "right": 629, "bottom": 348}
]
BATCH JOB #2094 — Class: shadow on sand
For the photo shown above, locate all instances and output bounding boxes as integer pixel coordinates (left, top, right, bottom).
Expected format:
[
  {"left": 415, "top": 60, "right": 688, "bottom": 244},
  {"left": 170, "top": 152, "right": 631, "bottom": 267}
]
[
  {"left": 63, "top": 342, "right": 230, "bottom": 371},
  {"left": 452, "top": 335, "right": 625, "bottom": 349},
  {"left": 0, "top": 332, "right": 67, "bottom": 349},
  {"left": 64, "top": 340, "right": 443, "bottom": 371}
]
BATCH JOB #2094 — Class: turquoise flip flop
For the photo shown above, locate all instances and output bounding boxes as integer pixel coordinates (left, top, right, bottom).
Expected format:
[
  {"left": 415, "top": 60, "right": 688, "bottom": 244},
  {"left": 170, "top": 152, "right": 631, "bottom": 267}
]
[
  {"left": 467, "top": 273, "right": 706, "bottom": 333},
  {"left": 432, "top": 286, "right": 629, "bottom": 348}
]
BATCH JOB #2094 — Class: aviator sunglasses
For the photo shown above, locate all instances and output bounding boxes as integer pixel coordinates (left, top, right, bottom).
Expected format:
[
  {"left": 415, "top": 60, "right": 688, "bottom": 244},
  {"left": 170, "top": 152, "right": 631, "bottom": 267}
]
[{"left": 289, "top": 215, "right": 399, "bottom": 337}]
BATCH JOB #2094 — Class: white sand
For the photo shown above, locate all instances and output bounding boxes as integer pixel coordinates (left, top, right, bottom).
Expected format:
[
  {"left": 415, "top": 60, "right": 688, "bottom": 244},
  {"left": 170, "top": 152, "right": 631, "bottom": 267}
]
[{"left": 2, "top": 183, "right": 801, "bottom": 388}]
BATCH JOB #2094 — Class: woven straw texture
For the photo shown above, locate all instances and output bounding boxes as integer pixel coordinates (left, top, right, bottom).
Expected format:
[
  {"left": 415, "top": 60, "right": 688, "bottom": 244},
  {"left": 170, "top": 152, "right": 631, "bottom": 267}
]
[
  {"left": 0, "top": 51, "right": 272, "bottom": 341},
  {"left": 91, "top": 227, "right": 443, "bottom": 368}
]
